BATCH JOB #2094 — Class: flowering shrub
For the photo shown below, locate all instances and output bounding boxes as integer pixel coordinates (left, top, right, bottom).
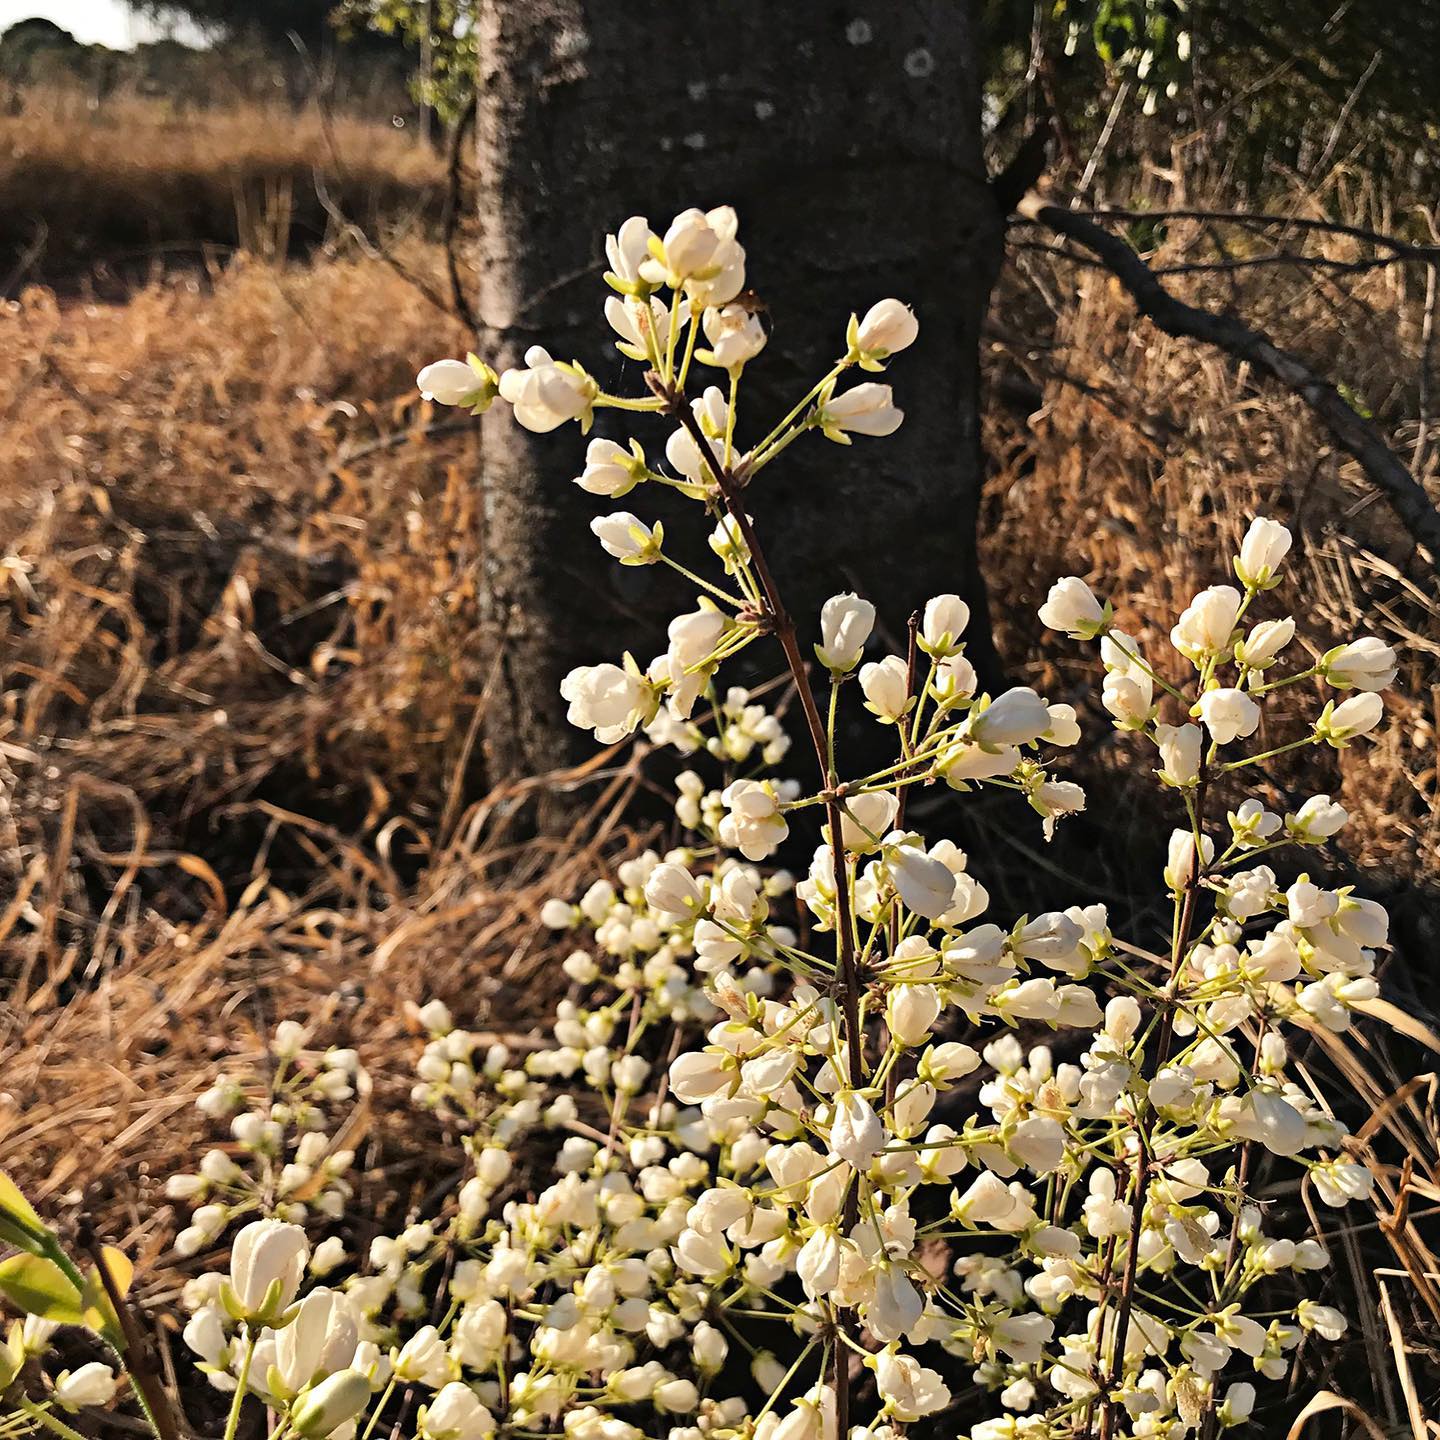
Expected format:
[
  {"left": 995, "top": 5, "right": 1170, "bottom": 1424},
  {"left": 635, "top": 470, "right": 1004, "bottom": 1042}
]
[{"left": 0, "top": 206, "right": 1399, "bottom": 1440}]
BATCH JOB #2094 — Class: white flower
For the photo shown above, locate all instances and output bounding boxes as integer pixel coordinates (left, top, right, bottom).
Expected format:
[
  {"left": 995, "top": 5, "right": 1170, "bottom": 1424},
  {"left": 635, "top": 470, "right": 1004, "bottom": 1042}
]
[
  {"left": 497, "top": 346, "right": 597, "bottom": 433},
  {"left": 417, "top": 355, "right": 498, "bottom": 412},
  {"left": 815, "top": 593, "right": 875, "bottom": 671},
  {"left": 1321, "top": 637, "right": 1397, "bottom": 691},
  {"left": 919, "top": 593, "right": 969, "bottom": 657},
  {"left": 574, "top": 438, "right": 645, "bottom": 498},
  {"left": 869, "top": 1347, "right": 950, "bottom": 1428},
  {"left": 886, "top": 984, "right": 942, "bottom": 1046},
  {"left": 953, "top": 1171, "right": 1029, "bottom": 1228},
  {"left": 668, "top": 1051, "right": 736, "bottom": 1104},
  {"left": 1288, "top": 794, "right": 1347, "bottom": 841},
  {"left": 1315, "top": 692, "right": 1384, "bottom": 747},
  {"left": 1102, "top": 666, "right": 1153, "bottom": 728},
  {"left": 1220, "top": 1381, "right": 1256, "bottom": 1427},
  {"left": 421, "top": 1382, "right": 496, "bottom": 1440},
  {"left": 641, "top": 206, "right": 745, "bottom": 305},
  {"left": 699, "top": 303, "right": 767, "bottom": 370},
  {"left": 969, "top": 688, "right": 1050, "bottom": 747},
  {"left": 718, "top": 779, "right": 789, "bottom": 860},
  {"left": 1037, "top": 577, "right": 1106, "bottom": 638},
  {"left": 867, "top": 1265, "right": 923, "bottom": 1342},
  {"left": 226, "top": 1219, "right": 308, "bottom": 1322},
  {"left": 816, "top": 383, "right": 903, "bottom": 442},
  {"left": 1236, "top": 1088, "right": 1308, "bottom": 1155},
  {"left": 1235, "top": 516, "right": 1292, "bottom": 588},
  {"left": 706, "top": 514, "right": 753, "bottom": 578},
  {"left": 590, "top": 512, "right": 662, "bottom": 564},
  {"left": 605, "top": 294, "right": 680, "bottom": 362},
  {"left": 935, "top": 654, "right": 977, "bottom": 705},
  {"left": 1165, "top": 829, "right": 1215, "bottom": 888},
  {"left": 836, "top": 791, "right": 898, "bottom": 851},
  {"left": 849, "top": 298, "right": 919, "bottom": 366},
  {"left": 1034, "top": 780, "right": 1086, "bottom": 840},
  {"left": 859, "top": 655, "right": 911, "bottom": 722},
  {"left": 665, "top": 386, "right": 733, "bottom": 486},
  {"left": 1236, "top": 617, "right": 1295, "bottom": 668},
  {"left": 1154, "top": 722, "right": 1202, "bottom": 786},
  {"left": 644, "top": 862, "right": 704, "bottom": 918},
  {"left": 796, "top": 1227, "right": 843, "bottom": 1299},
  {"left": 693, "top": 1322, "right": 728, "bottom": 1373},
  {"left": 603, "top": 215, "right": 656, "bottom": 291},
  {"left": 1230, "top": 798, "right": 1281, "bottom": 846},
  {"left": 1171, "top": 585, "right": 1242, "bottom": 661},
  {"left": 394, "top": 1325, "right": 453, "bottom": 1387},
  {"left": 560, "top": 660, "right": 657, "bottom": 743},
  {"left": 1297, "top": 1301, "right": 1348, "bottom": 1340},
  {"left": 53, "top": 1363, "right": 118, "bottom": 1411},
  {"left": 664, "top": 604, "right": 728, "bottom": 718},
  {"left": 291, "top": 1370, "right": 373, "bottom": 1437},
  {"left": 831, "top": 1091, "right": 884, "bottom": 1169},
  {"left": 1197, "top": 687, "right": 1261, "bottom": 745},
  {"left": 887, "top": 847, "right": 957, "bottom": 921},
  {"left": 275, "top": 1289, "right": 359, "bottom": 1398}
]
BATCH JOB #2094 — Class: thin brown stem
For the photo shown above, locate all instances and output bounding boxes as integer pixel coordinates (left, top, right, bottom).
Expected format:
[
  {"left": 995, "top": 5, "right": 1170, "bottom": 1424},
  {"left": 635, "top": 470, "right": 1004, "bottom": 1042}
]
[
  {"left": 77, "top": 1224, "right": 185, "bottom": 1440},
  {"left": 649, "top": 369, "right": 866, "bottom": 1421},
  {"left": 1097, "top": 758, "right": 1211, "bottom": 1440}
]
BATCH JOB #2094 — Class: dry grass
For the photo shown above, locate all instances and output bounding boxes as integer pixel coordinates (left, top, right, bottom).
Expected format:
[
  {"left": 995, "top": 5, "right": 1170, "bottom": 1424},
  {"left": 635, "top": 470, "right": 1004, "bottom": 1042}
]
[
  {"left": 988, "top": 176, "right": 1440, "bottom": 892},
  {"left": 1, "top": 114, "right": 1439, "bottom": 1428},
  {"left": 0, "top": 90, "right": 443, "bottom": 277}
]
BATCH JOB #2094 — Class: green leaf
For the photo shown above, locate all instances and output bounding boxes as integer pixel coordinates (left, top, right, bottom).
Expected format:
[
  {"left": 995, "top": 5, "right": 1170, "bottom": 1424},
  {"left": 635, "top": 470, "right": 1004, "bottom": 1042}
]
[
  {"left": 0, "top": 1254, "right": 86, "bottom": 1325},
  {"left": 0, "top": 1172, "right": 50, "bottom": 1250}
]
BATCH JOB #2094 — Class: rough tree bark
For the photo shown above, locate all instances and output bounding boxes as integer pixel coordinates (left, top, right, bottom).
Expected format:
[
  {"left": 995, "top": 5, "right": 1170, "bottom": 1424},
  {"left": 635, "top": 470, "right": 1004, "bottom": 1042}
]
[{"left": 472, "top": 1, "right": 1001, "bottom": 786}]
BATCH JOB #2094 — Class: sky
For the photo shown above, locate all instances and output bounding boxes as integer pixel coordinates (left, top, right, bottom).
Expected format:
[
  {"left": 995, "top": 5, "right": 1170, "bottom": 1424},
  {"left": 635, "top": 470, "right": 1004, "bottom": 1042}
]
[{"left": 0, "top": 0, "right": 208, "bottom": 47}]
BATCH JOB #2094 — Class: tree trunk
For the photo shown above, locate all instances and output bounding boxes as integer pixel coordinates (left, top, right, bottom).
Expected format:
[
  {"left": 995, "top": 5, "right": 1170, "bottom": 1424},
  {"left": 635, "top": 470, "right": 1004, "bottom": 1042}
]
[{"left": 473, "top": 0, "right": 1000, "bottom": 786}]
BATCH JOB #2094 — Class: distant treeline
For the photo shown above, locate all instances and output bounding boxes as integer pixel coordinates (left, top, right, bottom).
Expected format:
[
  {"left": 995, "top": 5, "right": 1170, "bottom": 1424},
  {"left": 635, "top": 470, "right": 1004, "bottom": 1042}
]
[{"left": 0, "top": 16, "right": 412, "bottom": 116}]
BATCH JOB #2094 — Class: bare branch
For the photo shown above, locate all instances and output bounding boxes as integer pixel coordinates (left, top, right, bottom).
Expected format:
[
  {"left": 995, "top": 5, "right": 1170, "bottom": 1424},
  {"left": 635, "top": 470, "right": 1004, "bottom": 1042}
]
[{"left": 1018, "top": 194, "right": 1440, "bottom": 579}]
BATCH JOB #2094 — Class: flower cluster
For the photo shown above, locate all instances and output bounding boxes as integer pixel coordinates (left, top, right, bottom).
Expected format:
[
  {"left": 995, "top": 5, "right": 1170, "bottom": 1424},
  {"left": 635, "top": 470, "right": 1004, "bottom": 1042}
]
[{"left": 0, "top": 206, "right": 1397, "bottom": 1440}]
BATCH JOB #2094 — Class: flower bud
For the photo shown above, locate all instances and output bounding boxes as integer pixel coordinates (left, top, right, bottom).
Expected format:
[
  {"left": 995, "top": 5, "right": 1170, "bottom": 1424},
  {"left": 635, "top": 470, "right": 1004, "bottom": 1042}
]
[
  {"left": 419, "top": 1381, "right": 496, "bottom": 1440},
  {"left": 590, "top": 512, "right": 662, "bottom": 565},
  {"left": 919, "top": 593, "right": 969, "bottom": 657},
  {"left": 291, "top": 1370, "right": 372, "bottom": 1437},
  {"left": 1287, "top": 794, "right": 1347, "bottom": 841},
  {"left": 1171, "top": 585, "right": 1242, "bottom": 661},
  {"left": 1235, "top": 516, "right": 1291, "bottom": 588},
  {"left": 225, "top": 1219, "right": 308, "bottom": 1323},
  {"left": 416, "top": 355, "right": 498, "bottom": 413},
  {"left": 970, "top": 688, "right": 1050, "bottom": 747},
  {"left": 859, "top": 655, "right": 911, "bottom": 722},
  {"left": 1314, "top": 692, "right": 1384, "bottom": 747},
  {"left": 848, "top": 298, "right": 919, "bottom": 366},
  {"left": 54, "top": 1363, "right": 118, "bottom": 1411},
  {"left": 816, "top": 383, "right": 903, "bottom": 442},
  {"left": 1321, "top": 637, "right": 1397, "bottom": 692},
  {"left": 1037, "top": 577, "right": 1106, "bottom": 639},
  {"left": 1154, "top": 722, "right": 1202, "bottom": 786},
  {"left": 643, "top": 862, "right": 704, "bottom": 919},
  {"left": 886, "top": 983, "right": 942, "bottom": 1047},
  {"left": 815, "top": 593, "right": 875, "bottom": 672},
  {"left": 574, "top": 438, "right": 646, "bottom": 498},
  {"left": 1236, "top": 617, "right": 1295, "bottom": 668}
]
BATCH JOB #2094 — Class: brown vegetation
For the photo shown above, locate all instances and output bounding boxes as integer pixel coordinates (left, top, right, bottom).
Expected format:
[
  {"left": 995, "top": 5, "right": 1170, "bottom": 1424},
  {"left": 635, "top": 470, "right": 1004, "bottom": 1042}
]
[
  {"left": 2, "top": 94, "right": 1439, "bottom": 1429},
  {"left": 0, "top": 90, "right": 442, "bottom": 279}
]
